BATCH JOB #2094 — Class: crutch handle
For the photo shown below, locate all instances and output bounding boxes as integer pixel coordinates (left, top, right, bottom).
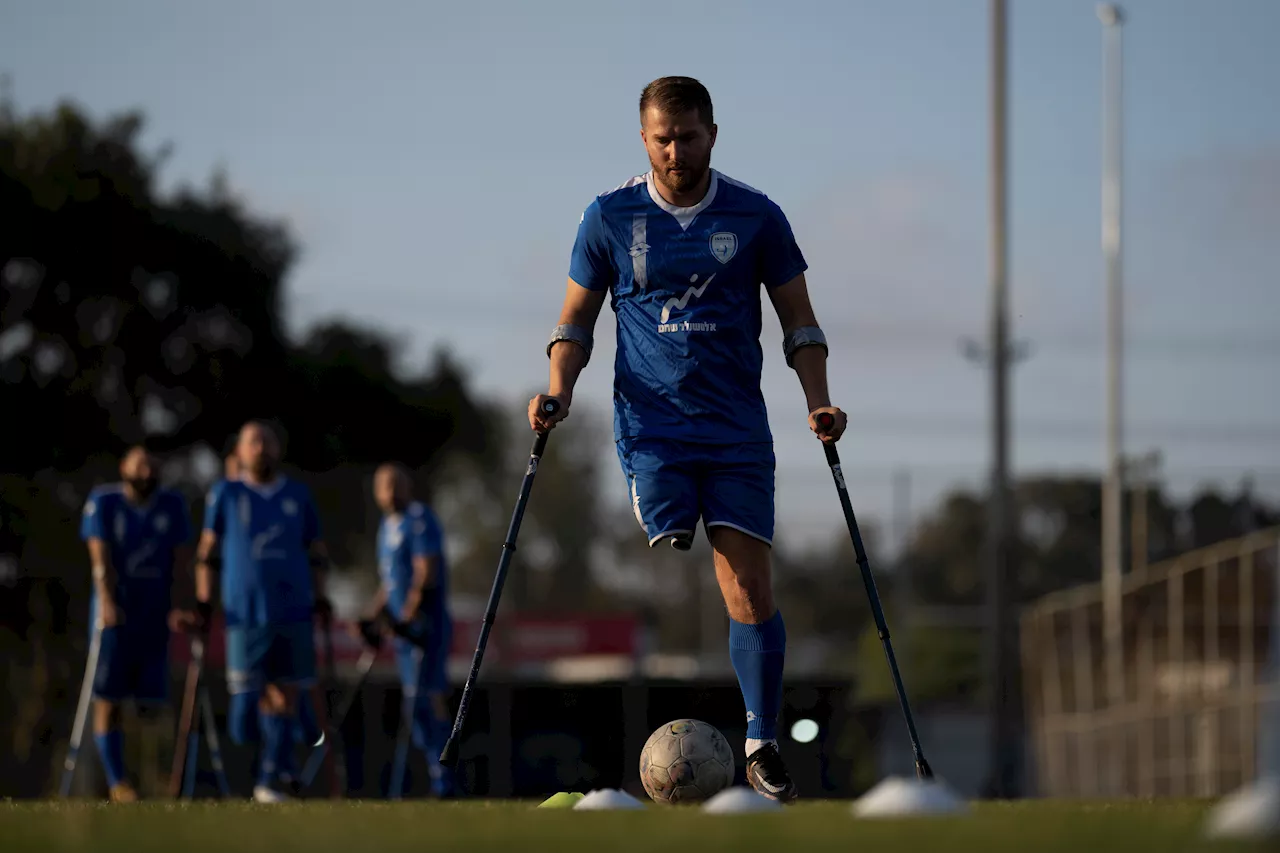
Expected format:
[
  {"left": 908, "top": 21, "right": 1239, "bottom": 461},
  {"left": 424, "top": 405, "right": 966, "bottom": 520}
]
[{"left": 814, "top": 412, "right": 840, "bottom": 467}]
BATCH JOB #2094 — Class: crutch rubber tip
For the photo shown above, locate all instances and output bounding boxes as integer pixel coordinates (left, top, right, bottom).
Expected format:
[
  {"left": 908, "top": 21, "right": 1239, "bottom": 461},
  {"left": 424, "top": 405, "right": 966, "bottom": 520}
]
[
  {"left": 915, "top": 758, "right": 934, "bottom": 780},
  {"left": 439, "top": 737, "right": 460, "bottom": 768}
]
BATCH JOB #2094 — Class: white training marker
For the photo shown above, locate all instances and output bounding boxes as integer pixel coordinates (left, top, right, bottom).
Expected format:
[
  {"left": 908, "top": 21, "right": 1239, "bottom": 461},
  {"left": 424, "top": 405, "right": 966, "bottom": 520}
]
[
  {"left": 851, "top": 777, "right": 969, "bottom": 818},
  {"left": 572, "top": 789, "right": 646, "bottom": 810},
  {"left": 701, "top": 787, "right": 783, "bottom": 813},
  {"left": 1204, "top": 776, "right": 1280, "bottom": 840}
]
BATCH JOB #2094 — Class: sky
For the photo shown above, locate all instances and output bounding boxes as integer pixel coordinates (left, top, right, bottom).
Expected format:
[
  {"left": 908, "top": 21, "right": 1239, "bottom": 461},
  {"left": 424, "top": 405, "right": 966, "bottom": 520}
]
[{"left": 3, "top": 0, "right": 1277, "bottom": 551}]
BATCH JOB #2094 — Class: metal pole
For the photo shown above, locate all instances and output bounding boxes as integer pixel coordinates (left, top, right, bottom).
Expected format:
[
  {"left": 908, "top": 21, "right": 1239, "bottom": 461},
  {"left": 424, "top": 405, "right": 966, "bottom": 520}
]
[
  {"left": 893, "top": 468, "right": 914, "bottom": 680},
  {"left": 983, "top": 0, "right": 1019, "bottom": 799},
  {"left": 1098, "top": 2, "right": 1126, "bottom": 795},
  {"left": 1266, "top": 539, "right": 1280, "bottom": 779},
  {"left": 1130, "top": 452, "right": 1158, "bottom": 576}
]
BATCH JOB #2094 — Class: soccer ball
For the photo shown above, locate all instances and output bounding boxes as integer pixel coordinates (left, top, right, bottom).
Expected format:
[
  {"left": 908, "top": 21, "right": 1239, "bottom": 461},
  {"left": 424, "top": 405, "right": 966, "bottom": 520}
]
[{"left": 639, "top": 718, "right": 734, "bottom": 804}]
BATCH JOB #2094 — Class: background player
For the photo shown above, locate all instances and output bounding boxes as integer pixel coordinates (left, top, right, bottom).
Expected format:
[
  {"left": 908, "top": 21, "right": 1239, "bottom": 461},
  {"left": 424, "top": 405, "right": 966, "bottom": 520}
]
[
  {"left": 529, "top": 76, "right": 848, "bottom": 803},
  {"left": 362, "top": 462, "right": 455, "bottom": 798},
  {"left": 194, "top": 420, "right": 332, "bottom": 802},
  {"left": 80, "top": 446, "right": 194, "bottom": 801}
]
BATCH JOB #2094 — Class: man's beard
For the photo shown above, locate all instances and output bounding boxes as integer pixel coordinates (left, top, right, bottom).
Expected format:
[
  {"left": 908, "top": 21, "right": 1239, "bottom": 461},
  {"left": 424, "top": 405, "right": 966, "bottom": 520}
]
[
  {"left": 249, "top": 460, "right": 276, "bottom": 481},
  {"left": 653, "top": 155, "right": 710, "bottom": 196},
  {"left": 127, "top": 477, "right": 158, "bottom": 500}
]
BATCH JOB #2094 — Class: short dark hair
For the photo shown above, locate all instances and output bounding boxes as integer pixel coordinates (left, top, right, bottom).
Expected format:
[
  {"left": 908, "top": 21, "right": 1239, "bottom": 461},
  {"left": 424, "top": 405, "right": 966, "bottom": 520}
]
[{"left": 639, "top": 77, "right": 714, "bottom": 128}]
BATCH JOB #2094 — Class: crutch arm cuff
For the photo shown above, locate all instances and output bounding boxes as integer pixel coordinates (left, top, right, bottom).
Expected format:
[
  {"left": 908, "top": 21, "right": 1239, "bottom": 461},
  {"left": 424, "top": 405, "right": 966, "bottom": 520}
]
[{"left": 783, "top": 325, "right": 828, "bottom": 368}]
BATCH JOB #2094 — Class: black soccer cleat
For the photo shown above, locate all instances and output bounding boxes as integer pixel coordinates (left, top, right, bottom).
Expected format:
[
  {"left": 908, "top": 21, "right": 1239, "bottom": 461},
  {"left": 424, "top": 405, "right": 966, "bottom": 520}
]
[{"left": 745, "top": 742, "right": 798, "bottom": 804}]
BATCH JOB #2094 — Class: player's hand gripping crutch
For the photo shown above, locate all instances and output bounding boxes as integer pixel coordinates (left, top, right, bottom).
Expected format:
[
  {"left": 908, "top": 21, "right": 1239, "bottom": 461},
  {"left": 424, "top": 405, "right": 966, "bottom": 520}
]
[
  {"left": 438, "top": 398, "right": 561, "bottom": 769},
  {"left": 814, "top": 411, "right": 934, "bottom": 781}
]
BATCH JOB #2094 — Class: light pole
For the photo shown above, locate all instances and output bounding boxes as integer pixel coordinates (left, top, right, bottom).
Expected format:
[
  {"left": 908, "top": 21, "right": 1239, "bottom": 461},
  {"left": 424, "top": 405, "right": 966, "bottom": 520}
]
[
  {"left": 1097, "top": 2, "right": 1126, "bottom": 796},
  {"left": 984, "top": 0, "right": 1019, "bottom": 799}
]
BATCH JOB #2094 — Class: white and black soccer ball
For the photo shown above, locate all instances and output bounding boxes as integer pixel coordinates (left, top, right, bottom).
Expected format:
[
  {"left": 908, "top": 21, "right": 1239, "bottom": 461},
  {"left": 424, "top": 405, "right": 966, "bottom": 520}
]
[{"left": 639, "top": 718, "right": 734, "bottom": 804}]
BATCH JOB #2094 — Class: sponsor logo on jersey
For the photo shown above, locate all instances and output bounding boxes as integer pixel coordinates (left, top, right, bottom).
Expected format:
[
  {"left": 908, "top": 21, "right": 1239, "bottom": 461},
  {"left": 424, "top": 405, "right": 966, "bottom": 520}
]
[{"left": 657, "top": 273, "right": 720, "bottom": 334}]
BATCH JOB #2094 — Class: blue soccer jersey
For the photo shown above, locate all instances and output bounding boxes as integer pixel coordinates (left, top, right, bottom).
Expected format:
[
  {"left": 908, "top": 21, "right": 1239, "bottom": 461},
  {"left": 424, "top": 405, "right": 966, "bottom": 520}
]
[
  {"left": 568, "top": 169, "right": 808, "bottom": 445},
  {"left": 80, "top": 485, "right": 192, "bottom": 630},
  {"left": 204, "top": 477, "right": 321, "bottom": 627},
  {"left": 378, "top": 501, "right": 448, "bottom": 623}
]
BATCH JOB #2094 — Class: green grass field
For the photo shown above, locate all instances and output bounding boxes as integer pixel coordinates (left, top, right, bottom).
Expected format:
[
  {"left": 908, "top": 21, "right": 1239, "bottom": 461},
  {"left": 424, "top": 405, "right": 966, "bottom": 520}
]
[{"left": 0, "top": 799, "right": 1268, "bottom": 853}]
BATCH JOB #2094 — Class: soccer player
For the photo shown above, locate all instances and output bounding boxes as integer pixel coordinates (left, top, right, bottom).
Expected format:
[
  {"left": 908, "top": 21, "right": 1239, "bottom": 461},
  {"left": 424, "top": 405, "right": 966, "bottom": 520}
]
[
  {"left": 194, "top": 420, "right": 332, "bottom": 802},
  {"left": 80, "top": 446, "right": 194, "bottom": 802},
  {"left": 529, "top": 77, "right": 848, "bottom": 803},
  {"left": 226, "top": 446, "right": 325, "bottom": 765},
  {"left": 362, "top": 462, "right": 455, "bottom": 797}
]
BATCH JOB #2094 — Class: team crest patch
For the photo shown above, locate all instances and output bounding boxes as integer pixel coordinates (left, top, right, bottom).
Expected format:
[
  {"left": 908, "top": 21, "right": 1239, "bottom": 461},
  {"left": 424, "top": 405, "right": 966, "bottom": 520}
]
[
  {"left": 282, "top": 499, "right": 298, "bottom": 517},
  {"left": 153, "top": 514, "right": 169, "bottom": 533},
  {"left": 709, "top": 232, "right": 737, "bottom": 264}
]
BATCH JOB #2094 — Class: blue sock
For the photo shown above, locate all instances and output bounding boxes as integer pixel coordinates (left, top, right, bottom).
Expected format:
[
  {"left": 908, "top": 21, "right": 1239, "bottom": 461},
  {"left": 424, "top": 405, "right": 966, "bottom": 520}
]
[
  {"left": 94, "top": 730, "right": 126, "bottom": 788},
  {"left": 728, "top": 610, "right": 787, "bottom": 741},
  {"left": 259, "top": 713, "right": 293, "bottom": 787},
  {"left": 229, "top": 693, "right": 260, "bottom": 745},
  {"left": 294, "top": 695, "right": 321, "bottom": 746},
  {"left": 421, "top": 698, "right": 455, "bottom": 796}
]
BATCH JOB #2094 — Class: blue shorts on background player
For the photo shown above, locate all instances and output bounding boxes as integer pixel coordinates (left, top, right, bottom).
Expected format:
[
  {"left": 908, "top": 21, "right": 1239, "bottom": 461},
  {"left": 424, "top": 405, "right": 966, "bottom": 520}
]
[
  {"left": 80, "top": 447, "right": 194, "bottom": 802},
  {"left": 531, "top": 77, "right": 850, "bottom": 804},
  {"left": 365, "top": 463, "right": 455, "bottom": 798},
  {"left": 196, "top": 420, "right": 332, "bottom": 803}
]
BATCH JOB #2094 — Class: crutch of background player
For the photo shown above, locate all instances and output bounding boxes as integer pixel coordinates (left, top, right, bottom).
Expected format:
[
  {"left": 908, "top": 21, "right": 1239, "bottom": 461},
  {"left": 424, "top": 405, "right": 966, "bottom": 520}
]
[
  {"left": 361, "top": 463, "right": 455, "bottom": 798},
  {"left": 78, "top": 446, "right": 195, "bottom": 802},
  {"left": 194, "top": 420, "right": 333, "bottom": 802}
]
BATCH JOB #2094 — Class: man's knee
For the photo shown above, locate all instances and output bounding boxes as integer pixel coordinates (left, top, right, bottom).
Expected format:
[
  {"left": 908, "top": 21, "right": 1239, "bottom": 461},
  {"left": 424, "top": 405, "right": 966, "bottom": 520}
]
[{"left": 709, "top": 526, "right": 774, "bottom": 620}]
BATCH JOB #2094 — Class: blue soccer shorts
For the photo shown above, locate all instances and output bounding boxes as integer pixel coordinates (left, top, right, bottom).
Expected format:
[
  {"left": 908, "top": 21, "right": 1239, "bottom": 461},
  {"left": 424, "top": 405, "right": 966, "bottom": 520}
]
[
  {"left": 225, "top": 621, "right": 317, "bottom": 695},
  {"left": 92, "top": 626, "right": 170, "bottom": 704},
  {"left": 394, "top": 614, "right": 452, "bottom": 697},
  {"left": 616, "top": 437, "right": 775, "bottom": 548}
]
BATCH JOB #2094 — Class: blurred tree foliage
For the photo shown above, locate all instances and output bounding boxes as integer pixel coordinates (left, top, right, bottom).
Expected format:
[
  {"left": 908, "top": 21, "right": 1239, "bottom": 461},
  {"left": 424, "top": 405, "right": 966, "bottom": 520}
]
[{"left": 0, "top": 98, "right": 500, "bottom": 562}]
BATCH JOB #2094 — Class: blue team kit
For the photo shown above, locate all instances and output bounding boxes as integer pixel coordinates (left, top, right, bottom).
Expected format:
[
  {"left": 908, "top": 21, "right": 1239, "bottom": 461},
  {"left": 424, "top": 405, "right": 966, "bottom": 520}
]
[
  {"left": 203, "top": 477, "right": 322, "bottom": 693},
  {"left": 378, "top": 500, "right": 453, "bottom": 695},
  {"left": 569, "top": 169, "right": 807, "bottom": 547},
  {"left": 80, "top": 485, "right": 193, "bottom": 703}
]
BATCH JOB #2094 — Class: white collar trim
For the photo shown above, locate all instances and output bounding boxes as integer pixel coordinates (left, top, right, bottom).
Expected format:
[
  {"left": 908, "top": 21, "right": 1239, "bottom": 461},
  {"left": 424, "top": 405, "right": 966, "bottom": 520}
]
[
  {"left": 646, "top": 169, "right": 719, "bottom": 231},
  {"left": 243, "top": 477, "right": 287, "bottom": 499}
]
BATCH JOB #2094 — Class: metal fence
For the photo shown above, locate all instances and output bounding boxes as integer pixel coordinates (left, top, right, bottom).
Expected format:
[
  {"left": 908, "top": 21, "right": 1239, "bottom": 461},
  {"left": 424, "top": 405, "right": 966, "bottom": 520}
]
[{"left": 1021, "top": 527, "right": 1280, "bottom": 797}]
